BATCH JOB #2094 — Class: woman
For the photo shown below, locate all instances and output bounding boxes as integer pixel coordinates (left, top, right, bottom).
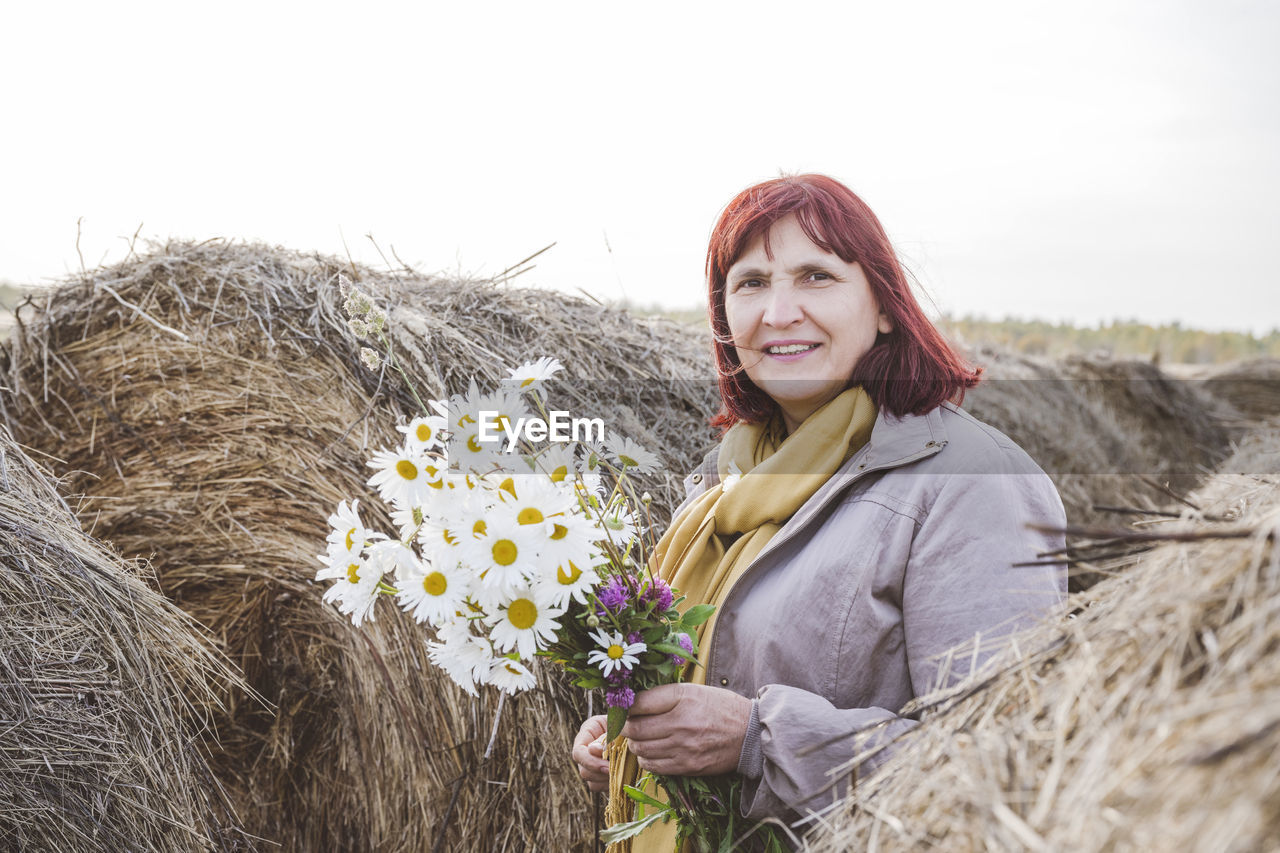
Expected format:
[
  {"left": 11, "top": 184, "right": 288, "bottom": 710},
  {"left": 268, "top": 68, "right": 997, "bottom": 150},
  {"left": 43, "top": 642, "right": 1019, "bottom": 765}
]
[{"left": 572, "top": 174, "right": 1066, "bottom": 847}]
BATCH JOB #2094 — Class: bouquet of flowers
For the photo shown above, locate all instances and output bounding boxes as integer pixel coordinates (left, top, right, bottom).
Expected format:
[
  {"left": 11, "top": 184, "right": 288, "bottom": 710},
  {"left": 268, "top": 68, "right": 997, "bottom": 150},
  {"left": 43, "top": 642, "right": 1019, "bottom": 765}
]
[{"left": 316, "top": 279, "right": 787, "bottom": 851}]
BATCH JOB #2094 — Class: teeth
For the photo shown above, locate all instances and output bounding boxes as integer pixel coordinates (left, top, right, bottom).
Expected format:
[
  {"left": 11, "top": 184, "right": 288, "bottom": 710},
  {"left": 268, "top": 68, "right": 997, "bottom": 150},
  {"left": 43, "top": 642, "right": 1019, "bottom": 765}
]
[{"left": 767, "top": 344, "right": 817, "bottom": 355}]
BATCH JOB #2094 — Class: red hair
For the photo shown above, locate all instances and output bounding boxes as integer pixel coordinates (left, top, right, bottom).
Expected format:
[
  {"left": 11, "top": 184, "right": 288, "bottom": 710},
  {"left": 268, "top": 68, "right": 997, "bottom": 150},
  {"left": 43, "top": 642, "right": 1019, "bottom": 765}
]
[{"left": 706, "top": 174, "right": 982, "bottom": 430}]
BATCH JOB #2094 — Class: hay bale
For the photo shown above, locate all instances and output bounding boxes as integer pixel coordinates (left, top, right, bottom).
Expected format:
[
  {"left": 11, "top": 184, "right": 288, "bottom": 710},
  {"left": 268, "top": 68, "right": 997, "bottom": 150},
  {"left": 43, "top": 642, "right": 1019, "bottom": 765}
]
[
  {"left": 1, "top": 240, "right": 721, "bottom": 851},
  {"left": 1199, "top": 358, "right": 1280, "bottom": 422},
  {"left": 803, "top": 425, "right": 1280, "bottom": 852},
  {"left": 962, "top": 347, "right": 1237, "bottom": 531},
  {"left": 0, "top": 426, "right": 243, "bottom": 850}
]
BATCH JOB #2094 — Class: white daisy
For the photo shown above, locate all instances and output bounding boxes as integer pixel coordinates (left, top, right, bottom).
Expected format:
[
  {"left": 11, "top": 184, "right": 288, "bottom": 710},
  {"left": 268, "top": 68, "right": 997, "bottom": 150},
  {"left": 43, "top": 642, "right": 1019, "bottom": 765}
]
[
  {"left": 587, "top": 628, "right": 646, "bottom": 677},
  {"left": 487, "top": 585, "right": 564, "bottom": 659},
  {"left": 396, "top": 556, "right": 468, "bottom": 627},
  {"left": 427, "top": 621, "right": 493, "bottom": 696},
  {"left": 525, "top": 442, "right": 579, "bottom": 485},
  {"left": 497, "top": 474, "right": 576, "bottom": 534},
  {"left": 368, "top": 448, "right": 443, "bottom": 509},
  {"left": 606, "top": 432, "right": 661, "bottom": 475},
  {"left": 502, "top": 356, "right": 564, "bottom": 394},
  {"left": 545, "top": 548, "right": 604, "bottom": 609},
  {"left": 596, "top": 494, "right": 640, "bottom": 546},
  {"left": 323, "top": 499, "right": 374, "bottom": 566},
  {"left": 487, "top": 657, "right": 536, "bottom": 694},
  {"left": 321, "top": 552, "right": 384, "bottom": 627},
  {"left": 459, "top": 512, "right": 544, "bottom": 594},
  {"left": 397, "top": 414, "right": 447, "bottom": 454}
]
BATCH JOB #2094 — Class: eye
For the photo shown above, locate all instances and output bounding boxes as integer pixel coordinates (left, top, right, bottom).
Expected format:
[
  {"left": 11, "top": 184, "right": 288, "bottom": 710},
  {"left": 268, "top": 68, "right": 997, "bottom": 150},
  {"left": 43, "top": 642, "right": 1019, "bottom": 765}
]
[
  {"left": 733, "top": 278, "right": 765, "bottom": 291},
  {"left": 804, "top": 270, "right": 833, "bottom": 283}
]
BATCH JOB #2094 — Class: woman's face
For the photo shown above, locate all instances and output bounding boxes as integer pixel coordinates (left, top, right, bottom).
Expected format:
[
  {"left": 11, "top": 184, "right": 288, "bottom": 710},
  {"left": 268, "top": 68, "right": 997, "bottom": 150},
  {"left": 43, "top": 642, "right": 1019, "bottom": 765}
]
[{"left": 724, "top": 214, "right": 892, "bottom": 433}]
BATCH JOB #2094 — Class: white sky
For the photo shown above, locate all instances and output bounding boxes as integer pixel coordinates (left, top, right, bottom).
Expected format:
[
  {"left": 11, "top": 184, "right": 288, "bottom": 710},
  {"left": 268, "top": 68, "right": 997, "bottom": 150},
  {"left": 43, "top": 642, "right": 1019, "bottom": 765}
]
[{"left": 2, "top": 0, "right": 1277, "bottom": 333}]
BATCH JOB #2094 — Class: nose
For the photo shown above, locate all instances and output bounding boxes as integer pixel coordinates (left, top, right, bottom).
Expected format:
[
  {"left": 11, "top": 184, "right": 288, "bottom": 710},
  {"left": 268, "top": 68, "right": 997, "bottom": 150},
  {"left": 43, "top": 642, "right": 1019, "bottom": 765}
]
[{"left": 761, "top": 282, "right": 803, "bottom": 328}]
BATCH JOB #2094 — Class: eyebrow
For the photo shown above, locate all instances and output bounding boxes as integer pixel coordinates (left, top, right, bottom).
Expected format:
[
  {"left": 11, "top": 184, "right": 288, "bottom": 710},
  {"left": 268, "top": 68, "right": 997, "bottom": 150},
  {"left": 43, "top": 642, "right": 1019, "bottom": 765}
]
[{"left": 728, "top": 260, "right": 838, "bottom": 279}]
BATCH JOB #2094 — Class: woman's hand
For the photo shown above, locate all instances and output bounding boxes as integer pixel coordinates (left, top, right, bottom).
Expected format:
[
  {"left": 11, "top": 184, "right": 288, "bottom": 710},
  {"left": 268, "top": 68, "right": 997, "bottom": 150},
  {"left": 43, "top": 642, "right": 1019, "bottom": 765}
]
[
  {"left": 621, "top": 683, "right": 752, "bottom": 776},
  {"left": 572, "top": 714, "right": 610, "bottom": 792}
]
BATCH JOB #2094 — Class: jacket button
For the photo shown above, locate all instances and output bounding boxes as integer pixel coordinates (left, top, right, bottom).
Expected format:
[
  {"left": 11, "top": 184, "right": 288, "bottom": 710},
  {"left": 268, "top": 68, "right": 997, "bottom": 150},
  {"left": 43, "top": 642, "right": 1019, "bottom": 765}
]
[
  {"left": 691, "top": 473, "right": 703, "bottom": 483},
  {"left": 720, "top": 678, "right": 728, "bottom": 686}
]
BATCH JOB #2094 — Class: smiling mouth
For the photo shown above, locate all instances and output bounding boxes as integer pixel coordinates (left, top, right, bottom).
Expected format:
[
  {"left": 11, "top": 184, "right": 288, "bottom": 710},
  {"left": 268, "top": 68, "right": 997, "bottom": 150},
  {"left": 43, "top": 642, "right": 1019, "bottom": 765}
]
[{"left": 765, "top": 344, "right": 819, "bottom": 355}]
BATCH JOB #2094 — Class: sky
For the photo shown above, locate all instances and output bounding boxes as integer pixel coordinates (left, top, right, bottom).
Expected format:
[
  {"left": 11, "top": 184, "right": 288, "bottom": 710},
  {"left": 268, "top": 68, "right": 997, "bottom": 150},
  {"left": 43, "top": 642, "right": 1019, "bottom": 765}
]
[{"left": 2, "top": 0, "right": 1277, "bottom": 333}]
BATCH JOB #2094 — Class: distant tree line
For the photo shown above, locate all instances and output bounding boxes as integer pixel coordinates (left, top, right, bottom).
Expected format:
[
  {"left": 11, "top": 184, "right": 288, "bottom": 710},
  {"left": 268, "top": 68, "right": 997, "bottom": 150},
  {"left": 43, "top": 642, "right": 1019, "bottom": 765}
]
[{"left": 939, "top": 315, "right": 1280, "bottom": 365}]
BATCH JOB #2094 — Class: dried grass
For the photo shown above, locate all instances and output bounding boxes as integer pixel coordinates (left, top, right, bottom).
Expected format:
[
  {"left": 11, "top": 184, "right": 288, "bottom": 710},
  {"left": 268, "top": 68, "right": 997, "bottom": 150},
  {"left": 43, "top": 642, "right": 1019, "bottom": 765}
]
[
  {"left": 1, "top": 239, "right": 720, "bottom": 851},
  {"left": 0, "top": 425, "right": 245, "bottom": 850},
  {"left": 802, "top": 423, "right": 1280, "bottom": 852}
]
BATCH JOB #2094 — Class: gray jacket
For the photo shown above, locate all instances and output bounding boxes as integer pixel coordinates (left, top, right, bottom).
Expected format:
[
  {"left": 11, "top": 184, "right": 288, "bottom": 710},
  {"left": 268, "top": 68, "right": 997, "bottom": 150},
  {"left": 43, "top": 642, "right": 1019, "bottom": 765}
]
[{"left": 677, "top": 401, "right": 1067, "bottom": 826}]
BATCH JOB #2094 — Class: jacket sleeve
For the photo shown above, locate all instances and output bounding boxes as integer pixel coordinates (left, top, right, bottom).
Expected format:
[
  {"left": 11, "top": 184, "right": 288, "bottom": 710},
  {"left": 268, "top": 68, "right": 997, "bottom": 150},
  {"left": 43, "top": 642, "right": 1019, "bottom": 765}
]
[{"left": 738, "top": 461, "right": 1067, "bottom": 824}]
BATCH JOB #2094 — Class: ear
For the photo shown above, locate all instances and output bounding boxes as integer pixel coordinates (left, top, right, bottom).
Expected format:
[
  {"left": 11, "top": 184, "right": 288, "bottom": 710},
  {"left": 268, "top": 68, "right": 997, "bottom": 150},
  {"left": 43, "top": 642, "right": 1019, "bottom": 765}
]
[{"left": 877, "top": 310, "right": 894, "bottom": 335}]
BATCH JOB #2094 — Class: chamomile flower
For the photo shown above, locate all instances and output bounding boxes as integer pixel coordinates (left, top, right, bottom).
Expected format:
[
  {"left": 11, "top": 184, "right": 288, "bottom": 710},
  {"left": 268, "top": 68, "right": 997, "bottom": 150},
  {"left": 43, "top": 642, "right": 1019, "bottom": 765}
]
[
  {"left": 366, "top": 539, "right": 420, "bottom": 581},
  {"left": 606, "top": 432, "right": 661, "bottom": 475},
  {"left": 459, "top": 512, "right": 543, "bottom": 594},
  {"left": 368, "top": 448, "right": 441, "bottom": 509},
  {"left": 396, "top": 557, "right": 468, "bottom": 626},
  {"left": 428, "top": 621, "right": 493, "bottom": 696},
  {"left": 597, "top": 494, "right": 640, "bottom": 546},
  {"left": 496, "top": 475, "right": 576, "bottom": 539},
  {"left": 503, "top": 356, "right": 564, "bottom": 394},
  {"left": 487, "top": 657, "right": 536, "bottom": 694},
  {"left": 389, "top": 504, "right": 427, "bottom": 544},
  {"left": 397, "top": 414, "right": 447, "bottom": 453},
  {"left": 535, "top": 511, "right": 599, "bottom": 574},
  {"left": 321, "top": 552, "right": 384, "bottom": 627},
  {"left": 322, "top": 500, "right": 372, "bottom": 564},
  {"left": 488, "top": 585, "right": 564, "bottom": 658},
  {"left": 587, "top": 628, "right": 646, "bottom": 677},
  {"left": 545, "top": 546, "right": 603, "bottom": 608},
  {"left": 526, "top": 442, "right": 579, "bottom": 485}
]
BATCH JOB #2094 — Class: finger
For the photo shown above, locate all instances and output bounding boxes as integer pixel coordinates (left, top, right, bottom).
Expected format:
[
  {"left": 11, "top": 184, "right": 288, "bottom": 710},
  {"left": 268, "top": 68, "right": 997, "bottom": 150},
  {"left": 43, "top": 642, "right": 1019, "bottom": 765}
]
[{"left": 628, "top": 683, "right": 683, "bottom": 717}]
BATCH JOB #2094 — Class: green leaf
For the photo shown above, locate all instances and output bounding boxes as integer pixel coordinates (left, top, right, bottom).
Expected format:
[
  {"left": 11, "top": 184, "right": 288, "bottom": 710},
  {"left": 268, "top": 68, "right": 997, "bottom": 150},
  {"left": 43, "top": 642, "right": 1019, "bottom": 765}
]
[
  {"left": 650, "top": 642, "right": 688, "bottom": 657},
  {"left": 623, "top": 784, "right": 669, "bottom": 810},
  {"left": 599, "top": 808, "right": 670, "bottom": 844},
  {"left": 606, "top": 705, "right": 628, "bottom": 742},
  {"left": 681, "top": 604, "right": 716, "bottom": 627}
]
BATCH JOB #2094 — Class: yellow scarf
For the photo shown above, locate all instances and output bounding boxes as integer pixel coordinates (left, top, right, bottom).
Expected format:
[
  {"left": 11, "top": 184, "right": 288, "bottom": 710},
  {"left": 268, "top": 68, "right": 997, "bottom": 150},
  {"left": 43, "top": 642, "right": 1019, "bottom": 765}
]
[{"left": 604, "top": 387, "right": 878, "bottom": 853}]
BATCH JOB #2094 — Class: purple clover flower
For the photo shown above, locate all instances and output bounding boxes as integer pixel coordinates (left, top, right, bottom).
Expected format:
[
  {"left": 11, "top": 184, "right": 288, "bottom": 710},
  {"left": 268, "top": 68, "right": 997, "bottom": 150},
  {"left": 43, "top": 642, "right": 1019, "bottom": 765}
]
[
  {"left": 641, "top": 577, "right": 674, "bottom": 612},
  {"left": 605, "top": 685, "right": 636, "bottom": 710},
  {"left": 626, "top": 631, "right": 642, "bottom": 646},
  {"left": 670, "top": 632, "right": 694, "bottom": 666},
  {"left": 596, "top": 576, "right": 631, "bottom": 614}
]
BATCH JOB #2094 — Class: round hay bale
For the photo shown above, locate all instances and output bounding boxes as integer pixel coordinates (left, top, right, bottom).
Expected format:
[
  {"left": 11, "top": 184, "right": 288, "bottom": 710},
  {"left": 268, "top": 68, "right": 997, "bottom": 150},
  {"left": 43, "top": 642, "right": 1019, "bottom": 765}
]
[
  {"left": 1, "top": 240, "right": 720, "bottom": 851},
  {"left": 961, "top": 346, "right": 1237, "bottom": 534},
  {"left": 803, "top": 427, "right": 1280, "bottom": 852},
  {"left": 0, "top": 426, "right": 244, "bottom": 851},
  {"left": 1199, "top": 358, "right": 1280, "bottom": 422}
]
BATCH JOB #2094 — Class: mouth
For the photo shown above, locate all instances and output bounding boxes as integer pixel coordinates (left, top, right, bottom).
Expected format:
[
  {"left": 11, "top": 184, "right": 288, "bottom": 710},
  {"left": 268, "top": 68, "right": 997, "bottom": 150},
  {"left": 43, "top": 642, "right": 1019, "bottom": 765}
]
[{"left": 763, "top": 343, "right": 820, "bottom": 355}]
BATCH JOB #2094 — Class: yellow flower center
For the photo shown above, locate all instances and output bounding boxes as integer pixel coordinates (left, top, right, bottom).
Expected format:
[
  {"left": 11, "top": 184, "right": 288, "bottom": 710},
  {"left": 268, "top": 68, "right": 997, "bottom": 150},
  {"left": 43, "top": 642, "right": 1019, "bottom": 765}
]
[
  {"left": 499, "top": 477, "right": 517, "bottom": 497},
  {"left": 346, "top": 563, "right": 360, "bottom": 584},
  {"left": 550, "top": 465, "right": 568, "bottom": 483},
  {"left": 492, "top": 539, "right": 518, "bottom": 566},
  {"left": 472, "top": 519, "right": 488, "bottom": 537},
  {"left": 507, "top": 598, "right": 537, "bottom": 630},
  {"left": 422, "top": 572, "right": 447, "bottom": 597},
  {"left": 517, "top": 507, "right": 544, "bottom": 525},
  {"left": 396, "top": 459, "right": 418, "bottom": 480},
  {"left": 550, "top": 523, "right": 568, "bottom": 540},
  {"left": 344, "top": 527, "right": 356, "bottom": 551},
  {"left": 618, "top": 455, "right": 637, "bottom": 467},
  {"left": 520, "top": 377, "right": 536, "bottom": 388},
  {"left": 416, "top": 423, "right": 433, "bottom": 442},
  {"left": 557, "top": 560, "right": 582, "bottom": 585},
  {"left": 442, "top": 529, "right": 457, "bottom": 546},
  {"left": 607, "top": 644, "right": 625, "bottom": 660},
  {"left": 467, "top": 435, "right": 483, "bottom": 453}
]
